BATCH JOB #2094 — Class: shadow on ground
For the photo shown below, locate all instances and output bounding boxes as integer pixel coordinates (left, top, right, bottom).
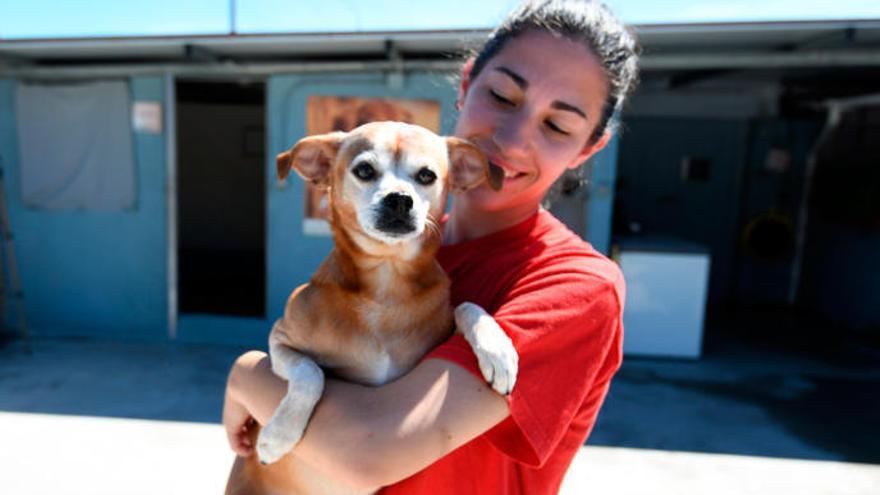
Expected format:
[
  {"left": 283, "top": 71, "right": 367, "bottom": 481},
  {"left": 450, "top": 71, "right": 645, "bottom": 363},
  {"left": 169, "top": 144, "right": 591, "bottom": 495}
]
[
  {"left": 590, "top": 307, "right": 880, "bottom": 464},
  {"left": 0, "top": 335, "right": 251, "bottom": 424},
  {"left": 2, "top": 306, "right": 879, "bottom": 464}
]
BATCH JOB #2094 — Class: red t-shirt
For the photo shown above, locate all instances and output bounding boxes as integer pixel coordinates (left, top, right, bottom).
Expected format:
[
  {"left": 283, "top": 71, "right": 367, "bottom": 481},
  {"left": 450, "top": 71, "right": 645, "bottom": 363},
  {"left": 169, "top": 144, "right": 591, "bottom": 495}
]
[{"left": 379, "top": 209, "right": 625, "bottom": 495}]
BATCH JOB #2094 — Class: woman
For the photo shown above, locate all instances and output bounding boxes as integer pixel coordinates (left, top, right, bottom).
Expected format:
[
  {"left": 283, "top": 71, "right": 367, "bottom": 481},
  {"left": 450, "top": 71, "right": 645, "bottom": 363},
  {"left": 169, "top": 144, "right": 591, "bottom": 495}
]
[{"left": 223, "top": 1, "right": 639, "bottom": 493}]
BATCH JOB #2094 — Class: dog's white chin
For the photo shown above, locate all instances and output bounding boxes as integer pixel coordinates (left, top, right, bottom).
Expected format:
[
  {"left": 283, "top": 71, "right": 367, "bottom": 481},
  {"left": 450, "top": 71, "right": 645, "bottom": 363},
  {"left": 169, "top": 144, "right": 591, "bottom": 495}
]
[
  {"left": 353, "top": 209, "right": 427, "bottom": 252},
  {"left": 362, "top": 221, "right": 425, "bottom": 245}
]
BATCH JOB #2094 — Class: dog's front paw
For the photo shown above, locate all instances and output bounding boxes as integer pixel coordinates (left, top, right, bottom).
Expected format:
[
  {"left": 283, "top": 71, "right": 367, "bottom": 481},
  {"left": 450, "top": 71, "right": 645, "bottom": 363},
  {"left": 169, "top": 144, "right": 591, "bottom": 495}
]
[
  {"left": 472, "top": 328, "right": 518, "bottom": 396},
  {"left": 256, "top": 415, "right": 307, "bottom": 465},
  {"left": 455, "top": 302, "right": 519, "bottom": 396},
  {"left": 255, "top": 357, "right": 325, "bottom": 465}
]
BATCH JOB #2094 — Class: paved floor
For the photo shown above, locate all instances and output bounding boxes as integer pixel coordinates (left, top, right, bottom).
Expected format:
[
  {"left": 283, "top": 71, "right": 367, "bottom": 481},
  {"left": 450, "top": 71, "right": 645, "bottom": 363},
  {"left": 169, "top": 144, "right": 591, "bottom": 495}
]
[
  {"left": 2, "top": 411, "right": 878, "bottom": 495},
  {"left": 591, "top": 337, "right": 880, "bottom": 464},
  {"left": 1, "top": 316, "right": 879, "bottom": 494}
]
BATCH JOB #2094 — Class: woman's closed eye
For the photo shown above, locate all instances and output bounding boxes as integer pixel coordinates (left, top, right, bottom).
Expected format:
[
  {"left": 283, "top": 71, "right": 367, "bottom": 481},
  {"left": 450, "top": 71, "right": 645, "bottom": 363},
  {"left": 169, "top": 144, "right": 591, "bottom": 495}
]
[
  {"left": 489, "top": 89, "right": 515, "bottom": 106},
  {"left": 545, "top": 120, "right": 570, "bottom": 135}
]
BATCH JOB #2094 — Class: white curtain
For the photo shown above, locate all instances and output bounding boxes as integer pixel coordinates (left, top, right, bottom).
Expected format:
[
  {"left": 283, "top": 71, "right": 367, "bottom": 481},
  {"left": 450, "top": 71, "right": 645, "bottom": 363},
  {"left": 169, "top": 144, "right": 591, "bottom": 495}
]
[{"left": 15, "top": 80, "right": 136, "bottom": 210}]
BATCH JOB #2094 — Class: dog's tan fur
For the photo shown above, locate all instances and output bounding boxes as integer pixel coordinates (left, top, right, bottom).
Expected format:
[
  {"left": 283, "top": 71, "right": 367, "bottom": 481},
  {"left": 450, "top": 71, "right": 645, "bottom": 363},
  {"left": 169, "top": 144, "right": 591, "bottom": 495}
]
[{"left": 225, "top": 122, "right": 504, "bottom": 495}]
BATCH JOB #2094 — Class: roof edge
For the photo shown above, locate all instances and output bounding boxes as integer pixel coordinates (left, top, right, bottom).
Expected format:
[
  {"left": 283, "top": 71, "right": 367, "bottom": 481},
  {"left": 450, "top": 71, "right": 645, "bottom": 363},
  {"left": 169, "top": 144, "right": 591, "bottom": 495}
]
[{"left": 2, "top": 18, "right": 880, "bottom": 45}]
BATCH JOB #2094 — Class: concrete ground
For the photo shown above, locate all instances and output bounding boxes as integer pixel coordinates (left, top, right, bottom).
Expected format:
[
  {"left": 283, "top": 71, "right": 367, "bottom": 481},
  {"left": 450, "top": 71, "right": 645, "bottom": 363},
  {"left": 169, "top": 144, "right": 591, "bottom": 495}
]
[{"left": 1, "top": 314, "right": 879, "bottom": 494}]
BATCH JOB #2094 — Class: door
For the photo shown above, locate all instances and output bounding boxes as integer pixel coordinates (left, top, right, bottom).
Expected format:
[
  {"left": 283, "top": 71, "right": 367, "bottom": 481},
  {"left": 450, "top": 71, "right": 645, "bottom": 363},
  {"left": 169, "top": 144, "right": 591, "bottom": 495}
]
[{"left": 176, "top": 80, "right": 266, "bottom": 317}]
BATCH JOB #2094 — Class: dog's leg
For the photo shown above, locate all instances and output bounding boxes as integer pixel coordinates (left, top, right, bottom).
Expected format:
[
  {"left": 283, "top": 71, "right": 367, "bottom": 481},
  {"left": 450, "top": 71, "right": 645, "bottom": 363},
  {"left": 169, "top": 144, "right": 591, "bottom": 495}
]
[
  {"left": 256, "top": 333, "right": 325, "bottom": 465},
  {"left": 454, "top": 302, "right": 519, "bottom": 396}
]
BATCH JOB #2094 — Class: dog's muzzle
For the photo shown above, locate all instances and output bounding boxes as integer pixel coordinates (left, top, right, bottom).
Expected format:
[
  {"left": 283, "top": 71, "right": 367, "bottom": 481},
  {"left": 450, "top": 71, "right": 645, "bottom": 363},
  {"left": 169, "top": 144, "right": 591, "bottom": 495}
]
[{"left": 376, "top": 192, "right": 416, "bottom": 235}]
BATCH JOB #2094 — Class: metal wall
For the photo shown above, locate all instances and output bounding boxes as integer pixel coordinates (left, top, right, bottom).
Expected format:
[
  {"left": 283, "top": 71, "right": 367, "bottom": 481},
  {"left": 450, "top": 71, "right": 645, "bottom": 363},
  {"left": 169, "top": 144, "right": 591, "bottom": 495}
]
[
  {"left": 1, "top": 70, "right": 621, "bottom": 345},
  {"left": 0, "top": 77, "right": 168, "bottom": 341}
]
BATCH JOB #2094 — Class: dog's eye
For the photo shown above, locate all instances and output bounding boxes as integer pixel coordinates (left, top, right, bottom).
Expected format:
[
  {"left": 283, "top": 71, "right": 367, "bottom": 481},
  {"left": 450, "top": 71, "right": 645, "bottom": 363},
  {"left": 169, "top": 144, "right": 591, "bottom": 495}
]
[
  {"left": 415, "top": 168, "right": 437, "bottom": 186},
  {"left": 352, "top": 161, "right": 377, "bottom": 182}
]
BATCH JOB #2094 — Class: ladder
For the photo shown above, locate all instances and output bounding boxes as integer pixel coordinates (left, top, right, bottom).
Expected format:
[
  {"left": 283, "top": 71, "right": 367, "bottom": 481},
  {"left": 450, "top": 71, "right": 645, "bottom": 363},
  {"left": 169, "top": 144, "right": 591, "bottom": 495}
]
[{"left": 0, "top": 164, "right": 31, "bottom": 353}]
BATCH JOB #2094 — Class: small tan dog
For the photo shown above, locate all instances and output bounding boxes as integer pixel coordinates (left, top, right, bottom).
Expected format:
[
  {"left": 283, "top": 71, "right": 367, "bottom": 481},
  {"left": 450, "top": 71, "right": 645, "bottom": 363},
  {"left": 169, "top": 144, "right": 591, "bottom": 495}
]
[{"left": 226, "top": 122, "right": 517, "bottom": 495}]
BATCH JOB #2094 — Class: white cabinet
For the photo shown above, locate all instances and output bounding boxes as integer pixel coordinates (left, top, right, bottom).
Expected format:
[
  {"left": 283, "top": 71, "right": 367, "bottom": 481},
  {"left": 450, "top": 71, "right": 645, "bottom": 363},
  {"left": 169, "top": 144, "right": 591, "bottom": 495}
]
[{"left": 617, "top": 238, "right": 711, "bottom": 359}]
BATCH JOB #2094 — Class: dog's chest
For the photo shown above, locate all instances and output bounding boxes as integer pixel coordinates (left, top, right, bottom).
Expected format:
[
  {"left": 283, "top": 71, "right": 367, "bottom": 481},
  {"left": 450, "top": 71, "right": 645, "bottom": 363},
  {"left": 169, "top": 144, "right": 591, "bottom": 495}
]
[
  {"left": 358, "top": 344, "right": 401, "bottom": 386},
  {"left": 360, "top": 264, "right": 412, "bottom": 330},
  {"left": 327, "top": 333, "right": 407, "bottom": 386},
  {"left": 301, "top": 257, "right": 451, "bottom": 386},
  {"left": 336, "top": 304, "right": 433, "bottom": 386}
]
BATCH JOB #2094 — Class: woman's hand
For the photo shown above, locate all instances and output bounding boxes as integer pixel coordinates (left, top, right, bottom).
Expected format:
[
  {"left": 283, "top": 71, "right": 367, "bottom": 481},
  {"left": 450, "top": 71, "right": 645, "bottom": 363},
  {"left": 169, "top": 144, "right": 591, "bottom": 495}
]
[
  {"left": 222, "top": 350, "right": 290, "bottom": 457},
  {"left": 223, "top": 350, "right": 269, "bottom": 457},
  {"left": 223, "top": 384, "right": 256, "bottom": 457}
]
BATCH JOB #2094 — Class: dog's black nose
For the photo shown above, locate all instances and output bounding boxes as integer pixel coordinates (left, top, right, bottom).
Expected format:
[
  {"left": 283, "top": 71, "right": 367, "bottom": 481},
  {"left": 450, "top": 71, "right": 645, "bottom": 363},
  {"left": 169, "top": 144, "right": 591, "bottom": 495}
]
[
  {"left": 382, "top": 192, "right": 413, "bottom": 216},
  {"left": 376, "top": 192, "right": 416, "bottom": 235}
]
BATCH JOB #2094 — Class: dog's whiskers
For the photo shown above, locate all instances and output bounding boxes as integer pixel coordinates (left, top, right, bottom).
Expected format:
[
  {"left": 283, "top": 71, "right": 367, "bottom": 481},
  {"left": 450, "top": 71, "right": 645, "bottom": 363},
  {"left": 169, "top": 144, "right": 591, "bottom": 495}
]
[{"left": 425, "top": 215, "right": 442, "bottom": 242}]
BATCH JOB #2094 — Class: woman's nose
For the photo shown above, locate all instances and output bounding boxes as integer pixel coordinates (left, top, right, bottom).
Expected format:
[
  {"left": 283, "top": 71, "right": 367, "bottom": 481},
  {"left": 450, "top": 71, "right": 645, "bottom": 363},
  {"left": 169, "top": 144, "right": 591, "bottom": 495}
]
[{"left": 492, "top": 112, "right": 531, "bottom": 158}]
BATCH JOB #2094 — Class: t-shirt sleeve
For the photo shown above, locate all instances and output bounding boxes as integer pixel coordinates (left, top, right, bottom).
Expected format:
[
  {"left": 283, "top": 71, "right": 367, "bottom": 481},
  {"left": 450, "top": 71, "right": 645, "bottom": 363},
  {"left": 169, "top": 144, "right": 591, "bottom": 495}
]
[{"left": 424, "top": 258, "right": 625, "bottom": 467}]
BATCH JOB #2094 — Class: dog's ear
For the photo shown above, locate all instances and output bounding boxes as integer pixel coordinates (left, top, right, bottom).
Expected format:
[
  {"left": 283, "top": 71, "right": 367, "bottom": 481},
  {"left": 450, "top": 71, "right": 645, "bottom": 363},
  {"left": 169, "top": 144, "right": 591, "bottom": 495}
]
[
  {"left": 276, "top": 132, "right": 347, "bottom": 187},
  {"left": 446, "top": 137, "right": 504, "bottom": 193}
]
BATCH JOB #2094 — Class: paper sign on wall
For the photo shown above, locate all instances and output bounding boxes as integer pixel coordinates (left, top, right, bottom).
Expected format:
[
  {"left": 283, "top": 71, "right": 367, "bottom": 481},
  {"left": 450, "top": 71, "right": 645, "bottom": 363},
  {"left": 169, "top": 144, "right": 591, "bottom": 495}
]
[{"left": 132, "top": 101, "right": 162, "bottom": 133}]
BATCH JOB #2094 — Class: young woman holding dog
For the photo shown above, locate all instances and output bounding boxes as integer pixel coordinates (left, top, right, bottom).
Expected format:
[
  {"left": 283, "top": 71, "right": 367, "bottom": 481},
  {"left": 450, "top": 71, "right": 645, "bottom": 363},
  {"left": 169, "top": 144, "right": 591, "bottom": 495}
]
[{"left": 223, "top": 1, "right": 639, "bottom": 493}]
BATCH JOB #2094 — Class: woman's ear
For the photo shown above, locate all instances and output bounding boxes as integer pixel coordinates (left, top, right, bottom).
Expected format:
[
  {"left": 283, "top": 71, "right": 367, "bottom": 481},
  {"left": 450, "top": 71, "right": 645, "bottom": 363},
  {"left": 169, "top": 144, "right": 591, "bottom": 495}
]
[
  {"left": 569, "top": 131, "right": 612, "bottom": 170},
  {"left": 457, "top": 58, "right": 475, "bottom": 110}
]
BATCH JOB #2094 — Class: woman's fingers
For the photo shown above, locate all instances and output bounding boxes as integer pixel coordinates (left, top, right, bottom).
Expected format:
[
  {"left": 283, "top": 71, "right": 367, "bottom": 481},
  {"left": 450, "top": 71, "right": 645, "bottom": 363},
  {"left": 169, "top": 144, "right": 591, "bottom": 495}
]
[
  {"left": 224, "top": 387, "right": 257, "bottom": 457},
  {"left": 235, "top": 420, "right": 256, "bottom": 457}
]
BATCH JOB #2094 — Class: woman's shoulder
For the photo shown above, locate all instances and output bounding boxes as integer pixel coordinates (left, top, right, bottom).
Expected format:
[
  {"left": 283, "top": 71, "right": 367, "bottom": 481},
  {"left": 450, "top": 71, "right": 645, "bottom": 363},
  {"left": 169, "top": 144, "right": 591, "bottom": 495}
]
[
  {"left": 494, "top": 212, "right": 625, "bottom": 322},
  {"left": 531, "top": 210, "right": 624, "bottom": 286},
  {"left": 441, "top": 210, "right": 624, "bottom": 311}
]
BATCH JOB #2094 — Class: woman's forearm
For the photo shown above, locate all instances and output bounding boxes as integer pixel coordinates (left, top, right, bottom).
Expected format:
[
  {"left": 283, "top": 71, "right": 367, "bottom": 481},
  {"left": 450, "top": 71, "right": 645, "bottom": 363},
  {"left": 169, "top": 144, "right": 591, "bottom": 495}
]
[
  {"left": 306, "top": 360, "right": 510, "bottom": 488},
  {"left": 227, "top": 351, "right": 510, "bottom": 490},
  {"left": 226, "top": 351, "right": 383, "bottom": 488},
  {"left": 227, "top": 351, "right": 287, "bottom": 426}
]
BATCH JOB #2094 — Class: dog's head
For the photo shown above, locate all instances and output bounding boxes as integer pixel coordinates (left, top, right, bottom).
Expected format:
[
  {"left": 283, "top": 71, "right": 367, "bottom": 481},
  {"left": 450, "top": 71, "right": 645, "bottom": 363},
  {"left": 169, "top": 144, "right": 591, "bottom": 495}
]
[{"left": 276, "top": 122, "right": 502, "bottom": 250}]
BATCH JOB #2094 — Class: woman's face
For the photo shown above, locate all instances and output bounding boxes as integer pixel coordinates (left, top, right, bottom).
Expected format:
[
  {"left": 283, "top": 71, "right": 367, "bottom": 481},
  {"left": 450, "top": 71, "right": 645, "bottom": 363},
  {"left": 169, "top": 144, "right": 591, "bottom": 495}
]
[{"left": 454, "top": 29, "right": 610, "bottom": 214}]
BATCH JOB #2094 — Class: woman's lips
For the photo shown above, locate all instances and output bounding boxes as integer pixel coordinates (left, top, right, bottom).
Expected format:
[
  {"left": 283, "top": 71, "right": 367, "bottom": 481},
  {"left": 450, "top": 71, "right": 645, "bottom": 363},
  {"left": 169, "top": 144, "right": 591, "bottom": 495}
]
[{"left": 489, "top": 160, "right": 526, "bottom": 180}]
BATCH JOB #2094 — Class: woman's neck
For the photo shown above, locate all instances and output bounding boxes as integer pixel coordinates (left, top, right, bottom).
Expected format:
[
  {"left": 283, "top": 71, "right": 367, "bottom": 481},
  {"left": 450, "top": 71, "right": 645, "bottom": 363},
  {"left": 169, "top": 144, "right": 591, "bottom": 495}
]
[{"left": 444, "top": 199, "right": 540, "bottom": 245}]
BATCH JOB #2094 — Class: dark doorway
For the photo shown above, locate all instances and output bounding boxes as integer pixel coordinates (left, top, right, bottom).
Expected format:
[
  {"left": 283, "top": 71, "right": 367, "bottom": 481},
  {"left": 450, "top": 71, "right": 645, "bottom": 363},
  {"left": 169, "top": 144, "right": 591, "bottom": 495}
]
[{"left": 176, "top": 80, "right": 266, "bottom": 317}]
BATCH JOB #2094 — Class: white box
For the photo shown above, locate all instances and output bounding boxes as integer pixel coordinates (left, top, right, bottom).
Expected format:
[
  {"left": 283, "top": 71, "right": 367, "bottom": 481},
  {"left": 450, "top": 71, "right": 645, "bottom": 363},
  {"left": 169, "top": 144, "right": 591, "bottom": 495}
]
[{"left": 618, "top": 241, "right": 710, "bottom": 359}]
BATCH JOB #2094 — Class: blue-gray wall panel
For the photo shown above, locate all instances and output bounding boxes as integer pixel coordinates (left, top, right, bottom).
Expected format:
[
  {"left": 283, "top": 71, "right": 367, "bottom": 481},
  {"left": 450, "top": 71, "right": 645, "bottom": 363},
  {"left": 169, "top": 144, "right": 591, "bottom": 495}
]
[{"left": 0, "top": 77, "right": 167, "bottom": 341}]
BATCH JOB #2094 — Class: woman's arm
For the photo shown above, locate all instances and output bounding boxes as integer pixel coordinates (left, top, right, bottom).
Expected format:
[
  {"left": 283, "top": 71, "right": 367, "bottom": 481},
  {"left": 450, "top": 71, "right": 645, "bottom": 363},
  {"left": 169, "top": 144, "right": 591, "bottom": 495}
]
[{"left": 224, "top": 350, "right": 510, "bottom": 491}]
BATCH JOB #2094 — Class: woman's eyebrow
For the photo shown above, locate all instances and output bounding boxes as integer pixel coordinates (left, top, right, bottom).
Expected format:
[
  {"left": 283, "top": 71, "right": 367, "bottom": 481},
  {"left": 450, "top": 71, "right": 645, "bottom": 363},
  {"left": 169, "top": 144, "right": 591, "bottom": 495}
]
[
  {"left": 494, "top": 65, "right": 587, "bottom": 120},
  {"left": 552, "top": 101, "right": 587, "bottom": 120},
  {"left": 494, "top": 66, "right": 528, "bottom": 89}
]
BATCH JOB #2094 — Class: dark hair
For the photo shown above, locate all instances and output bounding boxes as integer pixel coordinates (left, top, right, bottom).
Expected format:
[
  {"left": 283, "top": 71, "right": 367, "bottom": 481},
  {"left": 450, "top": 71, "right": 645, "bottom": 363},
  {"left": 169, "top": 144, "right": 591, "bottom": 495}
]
[{"left": 469, "top": 0, "right": 640, "bottom": 144}]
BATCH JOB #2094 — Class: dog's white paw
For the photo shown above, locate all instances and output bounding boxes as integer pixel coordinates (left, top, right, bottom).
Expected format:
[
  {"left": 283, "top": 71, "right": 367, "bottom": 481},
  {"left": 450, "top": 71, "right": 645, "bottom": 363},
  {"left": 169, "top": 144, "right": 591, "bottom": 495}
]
[
  {"left": 472, "top": 328, "right": 518, "bottom": 396},
  {"left": 255, "top": 358, "right": 324, "bottom": 465},
  {"left": 256, "top": 414, "right": 307, "bottom": 465},
  {"left": 455, "top": 302, "right": 519, "bottom": 396}
]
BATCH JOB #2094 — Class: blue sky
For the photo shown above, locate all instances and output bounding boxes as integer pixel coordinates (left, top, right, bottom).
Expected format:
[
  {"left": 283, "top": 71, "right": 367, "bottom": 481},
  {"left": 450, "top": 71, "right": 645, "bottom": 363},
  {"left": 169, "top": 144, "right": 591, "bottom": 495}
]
[{"left": 1, "top": 0, "right": 879, "bottom": 39}]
